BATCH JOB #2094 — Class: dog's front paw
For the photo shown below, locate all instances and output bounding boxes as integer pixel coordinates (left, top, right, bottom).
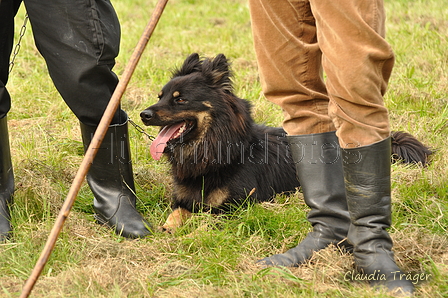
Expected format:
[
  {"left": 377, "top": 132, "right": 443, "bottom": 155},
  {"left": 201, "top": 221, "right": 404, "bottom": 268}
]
[{"left": 161, "top": 208, "right": 192, "bottom": 233}]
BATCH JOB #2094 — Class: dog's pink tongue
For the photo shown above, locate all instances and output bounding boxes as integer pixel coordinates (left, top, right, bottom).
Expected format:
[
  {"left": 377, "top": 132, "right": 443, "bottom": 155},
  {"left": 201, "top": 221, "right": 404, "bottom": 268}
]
[{"left": 150, "top": 123, "right": 184, "bottom": 160}]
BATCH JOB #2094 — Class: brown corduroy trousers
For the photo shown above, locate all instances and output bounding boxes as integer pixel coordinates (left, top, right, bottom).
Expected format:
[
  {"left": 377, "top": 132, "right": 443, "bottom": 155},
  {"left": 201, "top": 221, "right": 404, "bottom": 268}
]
[{"left": 248, "top": 0, "right": 394, "bottom": 148}]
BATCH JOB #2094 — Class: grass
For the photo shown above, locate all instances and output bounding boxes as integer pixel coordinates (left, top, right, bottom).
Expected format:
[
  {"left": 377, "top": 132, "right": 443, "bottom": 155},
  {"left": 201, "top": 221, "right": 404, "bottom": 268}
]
[{"left": 1, "top": 0, "right": 447, "bottom": 297}]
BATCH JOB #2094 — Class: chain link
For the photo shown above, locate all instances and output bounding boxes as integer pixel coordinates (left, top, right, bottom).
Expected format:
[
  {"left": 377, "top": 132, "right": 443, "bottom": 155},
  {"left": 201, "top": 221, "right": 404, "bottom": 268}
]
[
  {"left": 9, "top": 14, "right": 29, "bottom": 74},
  {"left": 129, "top": 118, "right": 155, "bottom": 141}
]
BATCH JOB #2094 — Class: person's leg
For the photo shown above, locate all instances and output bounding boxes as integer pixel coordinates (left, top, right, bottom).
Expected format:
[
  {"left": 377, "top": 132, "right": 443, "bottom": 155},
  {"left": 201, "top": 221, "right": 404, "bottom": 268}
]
[
  {"left": 311, "top": 0, "right": 413, "bottom": 294},
  {"left": 248, "top": 0, "right": 334, "bottom": 135},
  {"left": 249, "top": 0, "right": 350, "bottom": 266},
  {"left": 310, "top": 0, "right": 392, "bottom": 148},
  {"left": 24, "top": 0, "right": 124, "bottom": 126},
  {"left": 24, "top": 0, "right": 151, "bottom": 238},
  {"left": 0, "top": 117, "right": 14, "bottom": 241},
  {"left": 0, "top": 0, "right": 22, "bottom": 242}
]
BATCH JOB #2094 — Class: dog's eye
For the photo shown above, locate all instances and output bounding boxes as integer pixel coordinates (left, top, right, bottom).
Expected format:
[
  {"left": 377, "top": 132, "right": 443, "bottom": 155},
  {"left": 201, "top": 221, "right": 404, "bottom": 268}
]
[{"left": 174, "top": 98, "right": 188, "bottom": 104}]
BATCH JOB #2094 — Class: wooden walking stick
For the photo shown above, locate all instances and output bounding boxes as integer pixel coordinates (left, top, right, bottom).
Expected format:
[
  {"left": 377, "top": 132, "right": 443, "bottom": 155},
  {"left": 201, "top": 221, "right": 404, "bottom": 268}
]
[{"left": 19, "top": 0, "right": 169, "bottom": 296}]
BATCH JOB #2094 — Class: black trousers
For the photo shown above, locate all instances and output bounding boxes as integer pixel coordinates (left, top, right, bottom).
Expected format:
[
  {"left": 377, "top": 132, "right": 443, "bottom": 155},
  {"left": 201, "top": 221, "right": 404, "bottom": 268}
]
[{"left": 0, "top": 0, "right": 126, "bottom": 126}]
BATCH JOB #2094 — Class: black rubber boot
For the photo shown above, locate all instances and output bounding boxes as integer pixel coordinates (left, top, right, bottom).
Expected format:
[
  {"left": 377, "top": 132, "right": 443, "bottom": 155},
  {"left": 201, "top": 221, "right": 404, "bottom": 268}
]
[
  {"left": 0, "top": 116, "right": 14, "bottom": 242},
  {"left": 342, "top": 137, "right": 414, "bottom": 296},
  {"left": 258, "top": 131, "right": 351, "bottom": 266},
  {"left": 80, "top": 118, "right": 152, "bottom": 238}
]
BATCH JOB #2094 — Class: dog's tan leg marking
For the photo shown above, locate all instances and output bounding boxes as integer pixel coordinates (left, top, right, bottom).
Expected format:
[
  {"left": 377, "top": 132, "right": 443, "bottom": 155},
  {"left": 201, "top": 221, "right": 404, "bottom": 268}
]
[
  {"left": 207, "top": 187, "right": 229, "bottom": 208},
  {"left": 161, "top": 208, "right": 192, "bottom": 233}
]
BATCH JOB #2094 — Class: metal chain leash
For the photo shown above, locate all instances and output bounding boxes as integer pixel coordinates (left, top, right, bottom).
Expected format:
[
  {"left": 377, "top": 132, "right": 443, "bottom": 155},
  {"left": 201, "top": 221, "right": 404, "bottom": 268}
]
[
  {"left": 9, "top": 14, "right": 29, "bottom": 74},
  {"left": 129, "top": 117, "right": 155, "bottom": 141}
]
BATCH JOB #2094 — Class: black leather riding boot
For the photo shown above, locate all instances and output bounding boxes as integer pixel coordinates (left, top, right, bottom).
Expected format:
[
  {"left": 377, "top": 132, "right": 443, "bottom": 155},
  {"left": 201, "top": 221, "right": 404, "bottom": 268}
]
[
  {"left": 258, "top": 131, "right": 351, "bottom": 266},
  {"left": 0, "top": 116, "right": 14, "bottom": 242},
  {"left": 343, "top": 137, "right": 414, "bottom": 296},
  {"left": 80, "top": 118, "right": 152, "bottom": 238}
]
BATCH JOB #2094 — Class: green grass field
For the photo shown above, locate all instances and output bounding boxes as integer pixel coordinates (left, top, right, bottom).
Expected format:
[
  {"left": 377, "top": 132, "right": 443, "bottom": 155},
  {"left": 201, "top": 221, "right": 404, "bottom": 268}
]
[{"left": 1, "top": 0, "right": 447, "bottom": 297}]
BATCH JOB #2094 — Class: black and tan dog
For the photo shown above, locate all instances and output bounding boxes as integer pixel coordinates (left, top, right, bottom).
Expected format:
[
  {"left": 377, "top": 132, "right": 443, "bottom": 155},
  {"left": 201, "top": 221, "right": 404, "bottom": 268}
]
[{"left": 140, "top": 53, "right": 432, "bottom": 232}]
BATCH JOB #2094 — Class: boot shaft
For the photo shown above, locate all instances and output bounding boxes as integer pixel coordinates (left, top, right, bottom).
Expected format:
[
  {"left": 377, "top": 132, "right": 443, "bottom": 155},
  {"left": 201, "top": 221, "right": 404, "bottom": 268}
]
[
  {"left": 80, "top": 118, "right": 136, "bottom": 198},
  {"left": 80, "top": 118, "right": 151, "bottom": 238},
  {"left": 0, "top": 116, "right": 14, "bottom": 201},
  {"left": 342, "top": 137, "right": 395, "bottom": 261},
  {"left": 342, "top": 137, "right": 392, "bottom": 229},
  {"left": 257, "top": 131, "right": 352, "bottom": 267},
  {"left": 341, "top": 137, "right": 414, "bottom": 295},
  {"left": 287, "top": 131, "right": 350, "bottom": 239},
  {"left": 0, "top": 116, "right": 14, "bottom": 241}
]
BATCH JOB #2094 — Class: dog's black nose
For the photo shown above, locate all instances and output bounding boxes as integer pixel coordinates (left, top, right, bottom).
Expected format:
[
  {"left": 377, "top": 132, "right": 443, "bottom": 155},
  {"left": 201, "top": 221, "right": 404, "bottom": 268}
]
[{"left": 140, "top": 110, "right": 154, "bottom": 121}]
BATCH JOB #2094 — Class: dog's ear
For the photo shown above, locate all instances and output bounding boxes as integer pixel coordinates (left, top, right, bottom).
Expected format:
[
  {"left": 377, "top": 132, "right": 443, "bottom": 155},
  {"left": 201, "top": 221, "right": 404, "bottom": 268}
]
[
  {"left": 201, "top": 54, "right": 233, "bottom": 93},
  {"left": 172, "top": 53, "right": 203, "bottom": 77}
]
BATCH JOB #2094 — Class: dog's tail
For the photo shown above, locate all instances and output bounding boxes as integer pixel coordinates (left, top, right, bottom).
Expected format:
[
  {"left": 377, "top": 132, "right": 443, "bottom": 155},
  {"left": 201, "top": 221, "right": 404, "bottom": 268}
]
[{"left": 391, "top": 131, "right": 432, "bottom": 166}]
